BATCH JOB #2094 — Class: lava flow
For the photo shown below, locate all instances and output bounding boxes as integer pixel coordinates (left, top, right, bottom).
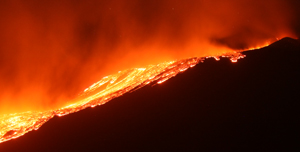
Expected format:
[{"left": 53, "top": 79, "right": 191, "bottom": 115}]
[
  {"left": 0, "top": 0, "right": 298, "bottom": 145},
  {"left": 0, "top": 51, "right": 246, "bottom": 144}
]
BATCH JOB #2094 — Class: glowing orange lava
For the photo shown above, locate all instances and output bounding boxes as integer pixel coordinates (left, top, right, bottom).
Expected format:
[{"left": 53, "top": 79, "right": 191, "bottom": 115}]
[{"left": 0, "top": 51, "right": 246, "bottom": 143}]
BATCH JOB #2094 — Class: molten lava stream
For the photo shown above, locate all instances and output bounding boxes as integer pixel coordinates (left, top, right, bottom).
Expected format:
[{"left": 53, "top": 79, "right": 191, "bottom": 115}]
[{"left": 0, "top": 51, "right": 251, "bottom": 144}]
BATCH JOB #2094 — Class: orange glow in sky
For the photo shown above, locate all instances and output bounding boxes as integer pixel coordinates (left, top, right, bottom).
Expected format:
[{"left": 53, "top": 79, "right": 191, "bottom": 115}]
[{"left": 0, "top": 0, "right": 297, "bottom": 114}]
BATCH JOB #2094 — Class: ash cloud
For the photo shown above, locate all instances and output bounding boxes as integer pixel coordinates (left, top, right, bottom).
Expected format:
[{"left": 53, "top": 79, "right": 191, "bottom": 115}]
[{"left": 0, "top": 0, "right": 297, "bottom": 114}]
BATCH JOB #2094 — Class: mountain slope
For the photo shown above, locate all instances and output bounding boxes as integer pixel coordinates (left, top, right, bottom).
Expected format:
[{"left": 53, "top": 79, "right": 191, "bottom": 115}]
[{"left": 0, "top": 38, "right": 299, "bottom": 151}]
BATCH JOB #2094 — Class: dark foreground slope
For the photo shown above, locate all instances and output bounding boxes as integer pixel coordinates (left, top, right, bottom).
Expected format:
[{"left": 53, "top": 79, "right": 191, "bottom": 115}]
[{"left": 0, "top": 38, "right": 299, "bottom": 152}]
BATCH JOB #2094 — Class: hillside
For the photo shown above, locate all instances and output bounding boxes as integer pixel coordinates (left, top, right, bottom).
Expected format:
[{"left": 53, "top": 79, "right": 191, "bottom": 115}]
[{"left": 0, "top": 38, "right": 299, "bottom": 151}]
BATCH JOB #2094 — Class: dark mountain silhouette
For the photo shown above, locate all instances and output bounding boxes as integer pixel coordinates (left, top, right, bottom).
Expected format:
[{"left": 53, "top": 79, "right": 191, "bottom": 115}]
[{"left": 0, "top": 38, "right": 299, "bottom": 151}]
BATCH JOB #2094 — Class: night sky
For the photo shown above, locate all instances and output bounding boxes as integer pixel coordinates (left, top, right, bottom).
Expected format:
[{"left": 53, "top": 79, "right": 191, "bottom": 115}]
[{"left": 0, "top": 0, "right": 300, "bottom": 151}]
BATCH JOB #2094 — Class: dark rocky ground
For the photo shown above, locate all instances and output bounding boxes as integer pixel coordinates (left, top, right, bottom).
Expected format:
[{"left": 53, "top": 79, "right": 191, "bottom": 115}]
[{"left": 0, "top": 37, "right": 299, "bottom": 152}]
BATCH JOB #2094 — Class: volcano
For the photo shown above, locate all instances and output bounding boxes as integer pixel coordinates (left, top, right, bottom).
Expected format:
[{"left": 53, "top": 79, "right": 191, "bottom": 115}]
[{"left": 0, "top": 37, "right": 299, "bottom": 151}]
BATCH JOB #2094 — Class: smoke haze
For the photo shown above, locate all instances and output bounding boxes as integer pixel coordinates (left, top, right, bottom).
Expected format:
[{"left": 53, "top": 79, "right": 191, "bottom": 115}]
[{"left": 0, "top": 0, "right": 298, "bottom": 114}]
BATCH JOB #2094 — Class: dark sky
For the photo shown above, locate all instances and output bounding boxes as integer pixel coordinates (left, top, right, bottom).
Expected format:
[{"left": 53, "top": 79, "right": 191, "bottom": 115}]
[{"left": 0, "top": 0, "right": 299, "bottom": 114}]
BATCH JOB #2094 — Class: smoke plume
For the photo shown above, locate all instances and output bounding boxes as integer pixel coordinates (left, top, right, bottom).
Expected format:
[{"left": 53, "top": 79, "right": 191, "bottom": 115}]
[{"left": 0, "top": 0, "right": 297, "bottom": 114}]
